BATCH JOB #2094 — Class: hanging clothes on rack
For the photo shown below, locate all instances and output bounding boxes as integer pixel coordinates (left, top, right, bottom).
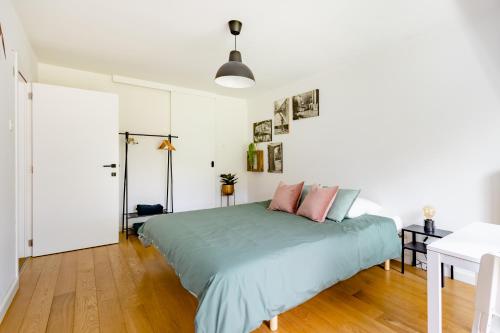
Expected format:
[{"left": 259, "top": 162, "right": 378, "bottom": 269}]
[{"left": 119, "top": 131, "right": 178, "bottom": 238}]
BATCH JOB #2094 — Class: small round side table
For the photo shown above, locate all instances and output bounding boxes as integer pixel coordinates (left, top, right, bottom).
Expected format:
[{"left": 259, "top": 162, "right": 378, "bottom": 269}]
[{"left": 220, "top": 187, "right": 236, "bottom": 207}]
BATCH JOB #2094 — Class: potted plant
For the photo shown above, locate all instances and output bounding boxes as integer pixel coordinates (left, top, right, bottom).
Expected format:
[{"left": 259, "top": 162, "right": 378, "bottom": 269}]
[
  {"left": 220, "top": 173, "right": 238, "bottom": 195},
  {"left": 247, "top": 143, "right": 257, "bottom": 169}
]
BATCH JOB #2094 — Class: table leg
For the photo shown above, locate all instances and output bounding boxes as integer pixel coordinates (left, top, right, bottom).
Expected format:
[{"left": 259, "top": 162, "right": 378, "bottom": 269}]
[
  {"left": 401, "top": 231, "right": 405, "bottom": 274},
  {"left": 451, "top": 265, "right": 454, "bottom": 280},
  {"left": 401, "top": 249, "right": 405, "bottom": 274},
  {"left": 428, "top": 250, "right": 442, "bottom": 333},
  {"left": 441, "top": 263, "right": 444, "bottom": 288},
  {"left": 412, "top": 232, "right": 416, "bottom": 266}
]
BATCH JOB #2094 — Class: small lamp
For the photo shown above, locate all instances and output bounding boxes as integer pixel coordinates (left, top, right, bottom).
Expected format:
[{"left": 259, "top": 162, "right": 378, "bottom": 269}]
[{"left": 423, "top": 205, "right": 436, "bottom": 233}]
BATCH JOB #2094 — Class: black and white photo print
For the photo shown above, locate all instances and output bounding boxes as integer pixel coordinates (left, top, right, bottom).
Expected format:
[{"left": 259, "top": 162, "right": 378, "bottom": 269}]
[
  {"left": 292, "top": 89, "right": 319, "bottom": 120},
  {"left": 267, "top": 142, "right": 283, "bottom": 173},
  {"left": 253, "top": 119, "right": 272, "bottom": 143},
  {"left": 274, "top": 98, "right": 290, "bottom": 134}
]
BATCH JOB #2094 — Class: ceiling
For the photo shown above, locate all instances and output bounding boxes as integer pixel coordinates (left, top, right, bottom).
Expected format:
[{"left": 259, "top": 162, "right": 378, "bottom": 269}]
[{"left": 11, "top": 0, "right": 488, "bottom": 98}]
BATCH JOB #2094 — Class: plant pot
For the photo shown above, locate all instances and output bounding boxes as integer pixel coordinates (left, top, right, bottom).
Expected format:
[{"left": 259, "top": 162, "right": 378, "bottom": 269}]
[
  {"left": 247, "top": 150, "right": 264, "bottom": 172},
  {"left": 221, "top": 184, "right": 234, "bottom": 196}
]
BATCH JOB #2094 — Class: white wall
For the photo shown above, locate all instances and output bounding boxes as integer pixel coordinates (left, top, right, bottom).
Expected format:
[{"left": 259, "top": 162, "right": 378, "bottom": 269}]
[
  {"left": 0, "top": 0, "right": 37, "bottom": 81},
  {"left": 0, "top": 0, "right": 37, "bottom": 323},
  {"left": 0, "top": 41, "right": 17, "bottom": 327},
  {"left": 214, "top": 96, "right": 248, "bottom": 204},
  {"left": 247, "top": 6, "right": 500, "bottom": 234},
  {"left": 38, "top": 63, "right": 248, "bottom": 217}
]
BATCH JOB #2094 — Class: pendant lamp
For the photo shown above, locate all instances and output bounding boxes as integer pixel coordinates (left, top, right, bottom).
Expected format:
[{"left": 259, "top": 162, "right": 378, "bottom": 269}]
[{"left": 215, "top": 20, "right": 255, "bottom": 88}]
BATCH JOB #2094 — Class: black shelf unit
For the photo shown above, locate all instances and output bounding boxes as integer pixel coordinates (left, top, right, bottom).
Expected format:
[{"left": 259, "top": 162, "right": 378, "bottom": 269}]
[
  {"left": 403, "top": 241, "right": 427, "bottom": 254},
  {"left": 401, "top": 224, "right": 453, "bottom": 288},
  {"left": 119, "top": 131, "right": 178, "bottom": 238},
  {"left": 126, "top": 210, "right": 169, "bottom": 219}
]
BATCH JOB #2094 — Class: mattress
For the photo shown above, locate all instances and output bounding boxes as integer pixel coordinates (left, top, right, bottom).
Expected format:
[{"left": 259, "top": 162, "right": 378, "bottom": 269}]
[{"left": 139, "top": 201, "right": 401, "bottom": 333}]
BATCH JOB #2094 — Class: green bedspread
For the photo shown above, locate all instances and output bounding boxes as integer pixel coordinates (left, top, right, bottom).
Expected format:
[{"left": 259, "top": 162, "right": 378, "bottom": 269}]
[{"left": 139, "top": 201, "right": 400, "bottom": 333}]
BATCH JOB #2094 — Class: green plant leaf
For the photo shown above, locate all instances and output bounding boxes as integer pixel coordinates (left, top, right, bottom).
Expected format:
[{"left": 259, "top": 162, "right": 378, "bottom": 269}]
[{"left": 220, "top": 173, "right": 238, "bottom": 185}]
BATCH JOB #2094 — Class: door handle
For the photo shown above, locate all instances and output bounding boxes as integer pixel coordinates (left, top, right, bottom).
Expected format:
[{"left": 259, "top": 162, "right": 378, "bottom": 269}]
[{"left": 103, "top": 163, "right": 117, "bottom": 168}]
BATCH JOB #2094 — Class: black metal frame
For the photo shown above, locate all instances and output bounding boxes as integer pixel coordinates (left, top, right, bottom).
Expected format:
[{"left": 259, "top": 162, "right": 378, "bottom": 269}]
[
  {"left": 119, "top": 131, "right": 178, "bottom": 238},
  {"left": 220, "top": 188, "right": 236, "bottom": 207},
  {"left": 401, "top": 224, "right": 454, "bottom": 288}
]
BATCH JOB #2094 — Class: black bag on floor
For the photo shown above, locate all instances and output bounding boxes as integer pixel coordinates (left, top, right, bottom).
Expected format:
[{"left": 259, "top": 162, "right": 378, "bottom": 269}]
[{"left": 133, "top": 222, "right": 145, "bottom": 235}]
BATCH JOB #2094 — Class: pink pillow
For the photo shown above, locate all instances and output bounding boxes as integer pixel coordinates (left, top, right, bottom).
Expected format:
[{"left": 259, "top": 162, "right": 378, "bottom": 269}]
[
  {"left": 296, "top": 185, "right": 339, "bottom": 222},
  {"left": 268, "top": 181, "right": 305, "bottom": 214}
]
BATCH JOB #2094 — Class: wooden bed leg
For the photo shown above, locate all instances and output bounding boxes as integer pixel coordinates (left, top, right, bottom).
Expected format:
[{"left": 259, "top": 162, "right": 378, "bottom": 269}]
[
  {"left": 384, "top": 259, "right": 391, "bottom": 271},
  {"left": 270, "top": 315, "right": 278, "bottom": 331}
]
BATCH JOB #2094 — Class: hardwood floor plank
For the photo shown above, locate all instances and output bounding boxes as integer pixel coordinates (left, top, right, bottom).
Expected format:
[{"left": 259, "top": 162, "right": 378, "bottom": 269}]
[
  {"left": 0, "top": 257, "right": 47, "bottom": 333},
  {"left": 74, "top": 249, "right": 99, "bottom": 333},
  {"left": 119, "top": 238, "right": 180, "bottom": 333},
  {"left": 147, "top": 242, "right": 198, "bottom": 311},
  {"left": 311, "top": 292, "right": 396, "bottom": 332},
  {"left": 93, "top": 246, "right": 127, "bottom": 333},
  {"left": 359, "top": 263, "right": 474, "bottom": 332},
  {"left": 130, "top": 237, "right": 197, "bottom": 329},
  {"left": 324, "top": 288, "right": 384, "bottom": 319},
  {"left": 0, "top": 236, "right": 476, "bottom": 333},
  {"left": 107, "top": 244, "right": 154, "bottom": 333},
  {"left": 53, "top": 251, "right": 78, "bottom": 296},
  {"left": 376, "top": 314, "right": 421, "bottom": 333},
  {"left": 46, "top": 293, "right": 75, "bottom": 333},
  {"left": 18, "top": 254, "right": 62, "bottom": 333},
  {"left": 46, "top": 251, "right": 78, "bottom": 333}
]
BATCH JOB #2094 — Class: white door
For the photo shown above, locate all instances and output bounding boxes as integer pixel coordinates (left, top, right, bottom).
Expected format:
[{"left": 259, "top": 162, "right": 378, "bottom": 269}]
[
  {"left": 32, "top": 83, "right": 119, "bottom": 256},
  {"left": 171, "top": 92, "right": 215, "bottom": 212}
]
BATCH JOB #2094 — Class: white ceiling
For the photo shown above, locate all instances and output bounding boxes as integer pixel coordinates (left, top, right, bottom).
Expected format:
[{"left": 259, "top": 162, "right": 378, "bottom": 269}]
[{"left": 11, "top": 0, "right": 488, "bottom": 98}]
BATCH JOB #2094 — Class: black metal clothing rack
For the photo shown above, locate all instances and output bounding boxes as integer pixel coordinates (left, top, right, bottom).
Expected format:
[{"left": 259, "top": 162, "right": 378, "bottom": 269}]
[{"left": 119, "top": 131, "right": 178, "bottom": 238}]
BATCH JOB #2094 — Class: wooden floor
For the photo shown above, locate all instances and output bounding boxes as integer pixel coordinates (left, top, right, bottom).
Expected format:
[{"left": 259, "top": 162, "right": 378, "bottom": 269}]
[
  {"left": 0, "top": 235, "right": 475, "bottom": 333},
  {"left": 18, "top": 257, "right": 27, "bottom": 271}
]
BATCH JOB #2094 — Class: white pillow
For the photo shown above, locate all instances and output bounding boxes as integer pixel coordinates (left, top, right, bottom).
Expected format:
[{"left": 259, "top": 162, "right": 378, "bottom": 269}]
[
  {"left": 375, "top": 212, "right": 403, "bottom": 231},
  {"left": 346, "top": 198, "right": 382, "bottom": 218}
]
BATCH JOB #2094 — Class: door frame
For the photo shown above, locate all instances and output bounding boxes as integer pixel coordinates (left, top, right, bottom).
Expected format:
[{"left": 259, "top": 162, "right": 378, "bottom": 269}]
[
  {"left": 11, "top": 51, "right": 20, "bottom": 279},
  {"left": 15, "top": 69, "right": 32, "bottom": 260}
]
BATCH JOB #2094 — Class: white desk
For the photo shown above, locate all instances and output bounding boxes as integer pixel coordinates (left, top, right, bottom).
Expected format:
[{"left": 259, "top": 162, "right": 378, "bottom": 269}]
[{"left": 427, "top": 222, "right": 500, "bottom": 333}]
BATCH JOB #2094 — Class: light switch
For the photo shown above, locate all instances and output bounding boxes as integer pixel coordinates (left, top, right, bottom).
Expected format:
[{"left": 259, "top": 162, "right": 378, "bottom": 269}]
[{"left": 8, "top": 120, "right": 13, "bottom": 131}]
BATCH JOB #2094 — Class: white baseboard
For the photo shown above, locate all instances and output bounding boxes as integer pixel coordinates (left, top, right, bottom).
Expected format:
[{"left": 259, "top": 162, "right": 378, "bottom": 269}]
[
  {"left": 393, "top": 256, "right": 476, "bottom": 285},
  {"left": 453, "top": 267, "right": 476, "bottom": 285},
  {"left": 0, "top": 278, "right": 19, "bottom": 324}
]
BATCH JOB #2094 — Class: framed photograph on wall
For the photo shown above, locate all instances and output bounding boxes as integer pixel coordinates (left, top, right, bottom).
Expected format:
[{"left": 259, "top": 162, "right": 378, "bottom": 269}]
[
  {"left": 267, "top": 142, "right": 283, "bottom": 173},
  {"left": 0, "top": 23, "right": 6, "bottom": 59},
  {"left": 292, "top": 89, "right": 319, "bottom": 120},
  {"left": 274, "top": 98, "right": 290, "bottom": 134},
  {"left": 253, "top": 119, "right": 272, "bottom": 143}
]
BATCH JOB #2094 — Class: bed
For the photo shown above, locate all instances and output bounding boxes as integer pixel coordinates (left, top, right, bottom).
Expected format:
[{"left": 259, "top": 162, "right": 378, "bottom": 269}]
[{"left": 139, "top": 200, "right": 401, "bottom": 333}]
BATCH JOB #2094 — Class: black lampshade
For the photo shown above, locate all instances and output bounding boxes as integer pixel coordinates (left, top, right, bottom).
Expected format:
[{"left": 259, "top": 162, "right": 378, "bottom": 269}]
[
  {"left": 215, "top": 50, "right": 255, "bottom": 88},
  {"left": 215, "top": 20, "right": 255, "bottom": 88}
]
